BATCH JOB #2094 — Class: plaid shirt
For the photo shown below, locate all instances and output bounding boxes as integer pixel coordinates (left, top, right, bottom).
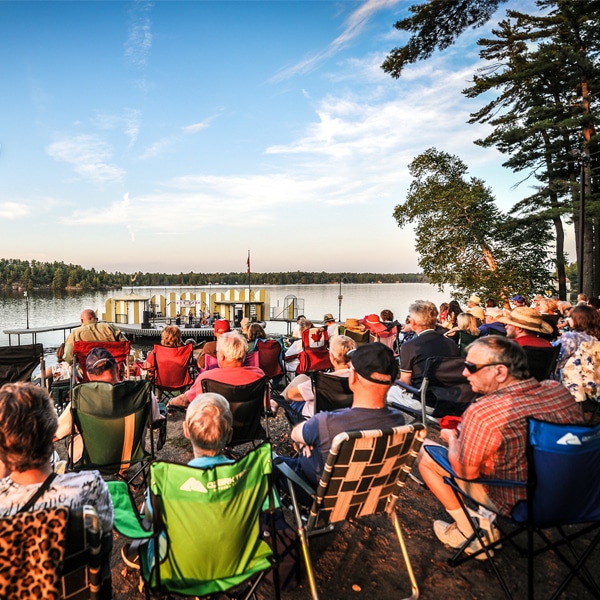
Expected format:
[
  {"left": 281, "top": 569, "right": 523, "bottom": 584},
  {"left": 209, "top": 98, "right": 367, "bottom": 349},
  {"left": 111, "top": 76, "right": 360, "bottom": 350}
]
[{"left": 457, "top": 378, "right": 585, "bottom": 516}]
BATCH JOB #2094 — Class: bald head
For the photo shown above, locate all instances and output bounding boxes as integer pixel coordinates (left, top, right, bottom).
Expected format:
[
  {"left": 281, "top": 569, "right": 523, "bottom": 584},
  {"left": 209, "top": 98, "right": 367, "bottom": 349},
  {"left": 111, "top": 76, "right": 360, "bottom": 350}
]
[{"left": 80, "top": 309, "right": 97, "bottom": 324}]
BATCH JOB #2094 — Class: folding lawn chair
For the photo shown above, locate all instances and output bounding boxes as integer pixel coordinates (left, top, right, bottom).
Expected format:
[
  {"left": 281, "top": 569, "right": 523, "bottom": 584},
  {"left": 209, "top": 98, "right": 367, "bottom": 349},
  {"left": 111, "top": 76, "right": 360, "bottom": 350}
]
[
  {"left": 0, "top": 343, "right": 46, "bottom": 388},
  {"left": 106, "top": 442, "right": 280, "bottom": 600},
  {"left": 523, "top": 344, "right": 560, "bottom": 381},
  {"left": 392, "top": 355, "right": 478, "bottom": 425},
  {"left": 276, "top": 424, "right": 426, "bottom": 600},
  {"left": 150, "top": 343, "right": 194, "bottom": 401},
  {"left": 311, "top": 371, "right": 353, "bottom": 414},
  {"left": 68, "top": 380, "right": 155, "bottom": 485},
  {"left": 424, "top": 418, "right": 600, "bottom": 599},
  {"left": 201, "top": 375, "right": 271, "bottom": 448},
  {"left": 0, "top": 505, "right": 106, "bottom": 600},
  {"left": 72, "top": 340, "right": 131, "bottom": 383}
]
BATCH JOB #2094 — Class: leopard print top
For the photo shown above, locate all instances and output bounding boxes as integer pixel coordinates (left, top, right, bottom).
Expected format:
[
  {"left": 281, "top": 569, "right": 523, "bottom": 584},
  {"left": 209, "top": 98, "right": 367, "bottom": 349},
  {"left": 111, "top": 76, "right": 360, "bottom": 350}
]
[{"left": 0, "top": 506, "right": 68, "bottom": 599}]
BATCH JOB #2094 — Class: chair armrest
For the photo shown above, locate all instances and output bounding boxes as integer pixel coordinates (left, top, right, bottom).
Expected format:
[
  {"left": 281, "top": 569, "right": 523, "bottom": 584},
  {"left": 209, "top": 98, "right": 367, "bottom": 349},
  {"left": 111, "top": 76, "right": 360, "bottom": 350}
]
[
  {"left": 424, "top": 445, "right": 526, "bottom": 488},
  {"left": 106, "top": 481, "right": 153, "bottom": 539},
  {"left": 394, "top": 380, "right": 419, "bottom": 396},
  {"left": 274, "top": 460, "right": 316, "bottom": 499}
]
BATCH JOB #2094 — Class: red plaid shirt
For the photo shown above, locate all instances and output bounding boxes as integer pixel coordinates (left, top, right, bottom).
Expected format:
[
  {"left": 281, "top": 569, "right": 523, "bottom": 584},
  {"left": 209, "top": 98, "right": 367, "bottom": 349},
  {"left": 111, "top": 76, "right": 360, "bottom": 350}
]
[{"left": 457, "top": 378, "right": 585, "bottom": 516}]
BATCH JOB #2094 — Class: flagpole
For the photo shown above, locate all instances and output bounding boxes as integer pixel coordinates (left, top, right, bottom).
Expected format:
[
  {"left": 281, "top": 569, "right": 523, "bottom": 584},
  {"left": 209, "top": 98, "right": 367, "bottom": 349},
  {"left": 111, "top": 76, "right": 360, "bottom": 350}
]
[{"left": 247, "top": 249, "right": 251, "bottom": 308}]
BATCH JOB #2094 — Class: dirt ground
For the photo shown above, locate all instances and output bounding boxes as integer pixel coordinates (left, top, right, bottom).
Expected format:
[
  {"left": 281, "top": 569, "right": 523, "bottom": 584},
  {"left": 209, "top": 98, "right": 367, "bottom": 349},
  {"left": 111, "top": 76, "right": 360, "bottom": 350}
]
[{"left": 107, "top": 411, "right": 599, "bottom": 600}]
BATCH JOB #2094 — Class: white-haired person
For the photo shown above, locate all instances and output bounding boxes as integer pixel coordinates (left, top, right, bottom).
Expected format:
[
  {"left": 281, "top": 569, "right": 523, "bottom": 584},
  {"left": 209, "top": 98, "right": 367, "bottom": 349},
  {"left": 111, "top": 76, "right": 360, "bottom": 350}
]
[
  {"left": 0, "top": 382, "right": 113, "bottom": 597},
  {"left": 170, "top": 331, "right": 264, "bottom": 410},
  {"left": 273, "top": 335, "right": 356, "bottom": 421},
  {"left": 122, "top": 393, "right": 234, "bottom": 569}
]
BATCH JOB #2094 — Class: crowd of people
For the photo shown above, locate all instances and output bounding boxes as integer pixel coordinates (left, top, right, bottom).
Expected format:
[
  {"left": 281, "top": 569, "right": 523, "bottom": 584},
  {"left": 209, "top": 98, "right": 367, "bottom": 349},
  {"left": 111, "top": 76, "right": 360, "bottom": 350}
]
[{"left": 0, "top": 294, "right": 599, "bottom": 596}]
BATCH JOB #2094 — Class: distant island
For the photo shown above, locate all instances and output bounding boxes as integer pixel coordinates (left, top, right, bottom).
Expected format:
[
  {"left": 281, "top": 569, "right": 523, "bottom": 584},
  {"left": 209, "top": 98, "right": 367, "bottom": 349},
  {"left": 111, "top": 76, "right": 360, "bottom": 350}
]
[{"left": 0, "top": 258, "right": 426, "bottom": 291}]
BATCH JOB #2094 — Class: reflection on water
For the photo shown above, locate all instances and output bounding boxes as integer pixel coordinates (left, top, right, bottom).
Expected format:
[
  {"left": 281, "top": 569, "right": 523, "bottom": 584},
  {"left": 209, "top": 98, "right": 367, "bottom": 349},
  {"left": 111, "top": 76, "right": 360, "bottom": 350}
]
[{"left": 0, "top": 283, "right": 450, "bottom": 348}]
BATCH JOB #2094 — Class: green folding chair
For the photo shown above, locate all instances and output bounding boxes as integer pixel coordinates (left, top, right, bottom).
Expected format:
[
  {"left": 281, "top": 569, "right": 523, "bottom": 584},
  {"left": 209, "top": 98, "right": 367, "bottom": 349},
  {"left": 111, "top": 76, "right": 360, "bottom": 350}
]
[
  {"left": 108, "top": 442, "right": 280, "bottom": 599},
  {"left": 69, "top": 380, "right": 155, "bottom": 484}
]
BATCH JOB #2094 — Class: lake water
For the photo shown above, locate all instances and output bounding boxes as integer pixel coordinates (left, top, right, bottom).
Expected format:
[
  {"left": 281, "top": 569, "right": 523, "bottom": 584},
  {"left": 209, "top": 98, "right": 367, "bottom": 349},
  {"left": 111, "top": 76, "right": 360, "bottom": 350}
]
[{"left": 0, "top": 283, "right": 450, "bottom": 349}]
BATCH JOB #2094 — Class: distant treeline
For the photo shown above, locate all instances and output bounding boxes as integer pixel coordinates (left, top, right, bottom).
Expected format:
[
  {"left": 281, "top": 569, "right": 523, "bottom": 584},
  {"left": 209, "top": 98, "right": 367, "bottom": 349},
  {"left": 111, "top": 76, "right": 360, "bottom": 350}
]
[{"left": 0, "top": 258, "right": 426, "bottom": 291}]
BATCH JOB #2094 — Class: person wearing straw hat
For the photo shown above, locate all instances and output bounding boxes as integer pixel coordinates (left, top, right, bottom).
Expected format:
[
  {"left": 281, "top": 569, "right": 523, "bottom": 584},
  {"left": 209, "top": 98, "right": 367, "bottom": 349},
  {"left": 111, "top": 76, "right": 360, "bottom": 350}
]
[{"left": 498, "top": 307, "right": 553, "bottom": 348}]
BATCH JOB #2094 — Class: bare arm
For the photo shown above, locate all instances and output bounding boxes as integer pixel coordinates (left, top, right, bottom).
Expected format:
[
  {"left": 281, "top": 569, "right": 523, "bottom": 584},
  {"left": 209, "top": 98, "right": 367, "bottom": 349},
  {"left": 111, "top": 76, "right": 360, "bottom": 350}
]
[{"left": 442, "top": 429, "right": 480, "bottom": 480}]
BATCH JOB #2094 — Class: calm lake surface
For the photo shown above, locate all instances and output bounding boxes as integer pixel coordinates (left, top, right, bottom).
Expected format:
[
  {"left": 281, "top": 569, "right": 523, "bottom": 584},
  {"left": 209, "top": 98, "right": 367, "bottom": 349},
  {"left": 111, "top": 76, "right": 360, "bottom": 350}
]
[{"left": 0, "top": 283, "right": 450, "bottom": 349}]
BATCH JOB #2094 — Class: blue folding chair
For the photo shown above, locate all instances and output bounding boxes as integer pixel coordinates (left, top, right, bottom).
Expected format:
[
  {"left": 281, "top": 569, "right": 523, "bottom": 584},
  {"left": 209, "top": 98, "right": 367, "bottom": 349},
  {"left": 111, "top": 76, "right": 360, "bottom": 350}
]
[{"left": 425, "top": 418, "right": 600, "bottom": 599}]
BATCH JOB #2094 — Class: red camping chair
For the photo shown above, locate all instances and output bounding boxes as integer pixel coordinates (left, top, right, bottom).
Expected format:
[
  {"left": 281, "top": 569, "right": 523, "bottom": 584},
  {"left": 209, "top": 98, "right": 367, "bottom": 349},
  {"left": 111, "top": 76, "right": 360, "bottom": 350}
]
[
  {"left": 294, "top": 328, "right": 333, "bottom": 375},
  {"left": 72, "top": 340, "right": 131, "bottom": 383},
  {"left": 251, "top": 338, "right": 285, "bottom": 380},
  {"left": 150, "top": 344, "right": 194, "bottom": 400}
]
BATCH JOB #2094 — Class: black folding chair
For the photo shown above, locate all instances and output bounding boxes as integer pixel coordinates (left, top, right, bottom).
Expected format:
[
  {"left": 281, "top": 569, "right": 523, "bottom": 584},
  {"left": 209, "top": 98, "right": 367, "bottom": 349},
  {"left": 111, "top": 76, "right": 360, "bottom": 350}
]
[
  {"left": 0, "top": 343, "right": 46, "bottom": 388},
  {"left": 523, "top": 344, "right": 560, "bottom": 381},
  {"left": 201, "top": 375, "right": 270, "bottom": 448},
  {"left": 311, "top": 371, "right": 353, "bottom": 413},
  {"left": 392, "top": 355, "right": 478, "bottom": 425}
]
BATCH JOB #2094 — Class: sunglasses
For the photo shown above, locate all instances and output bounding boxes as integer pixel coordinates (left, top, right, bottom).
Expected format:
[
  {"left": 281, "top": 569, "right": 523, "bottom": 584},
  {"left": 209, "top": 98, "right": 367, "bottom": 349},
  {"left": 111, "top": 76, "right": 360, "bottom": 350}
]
[{"left": 463, "top": 361, "right": 504, "bottom": 374}]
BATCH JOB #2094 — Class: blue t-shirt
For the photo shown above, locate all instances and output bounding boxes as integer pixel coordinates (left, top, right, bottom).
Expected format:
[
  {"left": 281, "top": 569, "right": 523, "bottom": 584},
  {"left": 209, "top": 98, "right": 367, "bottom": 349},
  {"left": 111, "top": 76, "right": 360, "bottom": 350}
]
[{"left": 298, "top": 407, "right": 405, "bottom": 487}]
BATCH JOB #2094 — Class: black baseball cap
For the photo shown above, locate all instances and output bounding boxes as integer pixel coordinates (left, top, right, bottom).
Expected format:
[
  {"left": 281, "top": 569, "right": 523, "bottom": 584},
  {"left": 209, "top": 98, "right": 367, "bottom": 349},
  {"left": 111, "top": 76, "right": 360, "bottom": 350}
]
[{"left": 349, "top": 342, "right": 398, "bottom": 385}]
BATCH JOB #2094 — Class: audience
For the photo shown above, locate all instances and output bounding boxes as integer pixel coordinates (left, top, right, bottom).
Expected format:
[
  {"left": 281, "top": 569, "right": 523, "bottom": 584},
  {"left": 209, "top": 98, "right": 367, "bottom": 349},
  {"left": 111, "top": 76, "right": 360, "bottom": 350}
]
[
  {"left": 144, "top": 325, "right": 183, "bottom": 378},
  {"left": 197, "top": 319, "right": 231, "bottom": 370},
  {"left": 64, "top": 308, "right": 126, "bottom": 364},
  {"left": 275, "top": 343, "right": 404, "bottom": 499},
  {"left": 274, "top": 334, "right": 356, "bottom": 421},
  {"left": 418, "top": 337, "right": 585, "bottom": 557},
  {"left": 478, "top": 307, "right": 506, "bottom": 337},
  {"left": 552, "top": 304, "right": 600, "bottom": 376},
  {"left": 0, "top": 382, "right": 113, "bottom": 596},
  {"left": 498, "top": 307, "right": 553, "bottom": 347},
  {"left": 247, "top": 322, "right": 268, "bottom": 351},
  {"left": 170, "top": 331, "right": 265, "bottom": 410}
]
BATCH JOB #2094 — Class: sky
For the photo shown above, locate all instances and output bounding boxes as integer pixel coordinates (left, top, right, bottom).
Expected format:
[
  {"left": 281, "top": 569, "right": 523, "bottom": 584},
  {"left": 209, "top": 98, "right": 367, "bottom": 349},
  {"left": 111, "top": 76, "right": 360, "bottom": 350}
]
[{"left": 0, "top": 0, "right": 561, "bottom": 275}]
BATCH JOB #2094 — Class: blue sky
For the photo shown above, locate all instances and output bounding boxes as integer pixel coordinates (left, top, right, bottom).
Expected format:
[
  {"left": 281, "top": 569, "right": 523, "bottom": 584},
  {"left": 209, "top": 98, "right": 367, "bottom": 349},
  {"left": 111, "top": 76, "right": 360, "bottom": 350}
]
[{"left": 0, "top": 0, "right": 558, "bottom": 275}]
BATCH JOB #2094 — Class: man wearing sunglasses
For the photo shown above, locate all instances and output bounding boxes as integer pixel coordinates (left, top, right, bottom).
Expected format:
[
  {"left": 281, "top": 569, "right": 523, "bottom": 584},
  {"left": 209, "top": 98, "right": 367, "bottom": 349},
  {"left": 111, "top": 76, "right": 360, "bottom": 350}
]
[{"left": 418, "top": 336, "right": 585, "bottom": 557}]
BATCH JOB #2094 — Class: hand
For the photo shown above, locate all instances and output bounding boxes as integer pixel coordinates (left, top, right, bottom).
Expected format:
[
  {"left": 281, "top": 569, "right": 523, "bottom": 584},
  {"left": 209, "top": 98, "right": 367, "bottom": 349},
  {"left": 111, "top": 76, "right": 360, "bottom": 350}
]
[{"left": 440, "top": 428, "right": 459, "bottom": 444}]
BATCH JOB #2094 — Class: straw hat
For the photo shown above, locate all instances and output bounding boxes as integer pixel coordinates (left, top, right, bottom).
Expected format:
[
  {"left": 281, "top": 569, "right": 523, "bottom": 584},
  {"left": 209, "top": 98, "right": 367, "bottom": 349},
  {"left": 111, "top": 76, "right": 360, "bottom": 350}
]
[
  {"left": 468, "top": 295, "right": 481, "bottom": 305},
  {"left": 466, "top": 306, "right": 485, "bottom": 321},
  {"left": 344, "top": 318, "right": 362, "bottom": 331},
  {"left": 498, "top": 307, "right": 553, "bottom": 335}
]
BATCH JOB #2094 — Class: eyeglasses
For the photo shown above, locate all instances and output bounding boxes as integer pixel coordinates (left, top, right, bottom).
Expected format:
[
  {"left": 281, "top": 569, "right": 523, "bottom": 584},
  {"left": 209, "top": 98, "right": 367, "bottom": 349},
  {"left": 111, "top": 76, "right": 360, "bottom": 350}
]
[{"left": 463, "top": 361, "right": 504, "bottom": 374}]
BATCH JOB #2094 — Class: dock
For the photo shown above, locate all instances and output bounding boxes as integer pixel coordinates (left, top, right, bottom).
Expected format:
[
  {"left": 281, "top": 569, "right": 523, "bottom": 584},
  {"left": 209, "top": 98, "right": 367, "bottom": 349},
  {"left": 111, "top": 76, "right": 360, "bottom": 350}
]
[{"left": 2, "top": 323, "right": 80, "bottom": 346}]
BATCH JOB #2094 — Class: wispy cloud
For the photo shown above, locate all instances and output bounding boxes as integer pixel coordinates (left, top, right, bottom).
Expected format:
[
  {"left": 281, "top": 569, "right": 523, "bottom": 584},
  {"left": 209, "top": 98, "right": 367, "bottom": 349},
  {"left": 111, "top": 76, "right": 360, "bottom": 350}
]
[
  {"left": 182, "top": 121, "right": 209, "bottom": 134},
  {"left": 92, "top": 109, "right": 142, "bottom": 147},
  {"left": 270, "top": 0, "right": 402, "bottom": 82},
  {"left": 0, "top": 202, "right": 32, "bottom": 219},
  {"left": 138, "top": 138, "right": 174, "bottom": 160},
  {"left": 124, "top": 1, "right": 153, "bottom": 69},
  {"left": 47, "top": 135, "right": 125, "bottom": 184}
]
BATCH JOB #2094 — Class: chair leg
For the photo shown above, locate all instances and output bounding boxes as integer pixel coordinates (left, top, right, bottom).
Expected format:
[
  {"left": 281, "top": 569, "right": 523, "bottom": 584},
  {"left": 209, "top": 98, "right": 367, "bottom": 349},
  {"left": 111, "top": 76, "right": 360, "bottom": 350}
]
[
  {"left": 288, "top": 483, "right": 319, "bottom": 600},
  {"left": 389, "top": 509, "right": 419, "bottom": 600}
]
